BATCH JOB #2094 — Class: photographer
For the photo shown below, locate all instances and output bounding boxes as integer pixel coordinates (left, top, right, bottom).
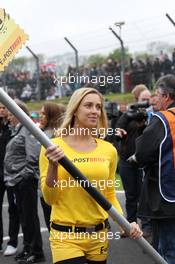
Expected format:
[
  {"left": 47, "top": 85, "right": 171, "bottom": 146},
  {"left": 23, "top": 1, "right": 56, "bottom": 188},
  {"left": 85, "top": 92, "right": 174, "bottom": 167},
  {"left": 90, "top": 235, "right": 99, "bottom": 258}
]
[
  {"left": 104, "top": 100, "right": 127, "bottom": 146},
  {"left": 115, "top": 89, "right": 151, "bottom": 237},
  {"left": 134, "top": 74, "right": 175, "bottom": 263}
]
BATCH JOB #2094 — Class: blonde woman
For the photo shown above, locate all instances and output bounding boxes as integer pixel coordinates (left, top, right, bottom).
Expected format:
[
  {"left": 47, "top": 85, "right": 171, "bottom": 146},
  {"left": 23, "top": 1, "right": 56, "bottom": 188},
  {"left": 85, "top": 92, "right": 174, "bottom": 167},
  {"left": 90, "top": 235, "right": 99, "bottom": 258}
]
[{"left": 39, "top": 88, "right": 142, "bottom": 264}]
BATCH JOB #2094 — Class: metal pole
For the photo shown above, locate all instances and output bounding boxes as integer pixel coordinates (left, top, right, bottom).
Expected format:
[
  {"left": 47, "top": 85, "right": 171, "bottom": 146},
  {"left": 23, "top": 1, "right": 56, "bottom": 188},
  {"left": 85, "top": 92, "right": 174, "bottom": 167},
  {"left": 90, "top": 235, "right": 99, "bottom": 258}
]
[
  {"left": 109, "top": 27, "right": 125, "bottom": 94},
  {"left": 166, "top": 13, "right": 175, "bottom": 27},
  {"left": 64, "top": 37, "right": 79, "bottom": 89},
  {"left": 26, "top": 46, "right": 40, "bottom": 101},
  {"left": 2, "top": 72, "right": 6, "bottom": 90},
  {"left": 121, "top": 44, "right": 125, "bottom": 94},
  {"left": 0, "top": 88, "right": 167, "bottom": 264}
]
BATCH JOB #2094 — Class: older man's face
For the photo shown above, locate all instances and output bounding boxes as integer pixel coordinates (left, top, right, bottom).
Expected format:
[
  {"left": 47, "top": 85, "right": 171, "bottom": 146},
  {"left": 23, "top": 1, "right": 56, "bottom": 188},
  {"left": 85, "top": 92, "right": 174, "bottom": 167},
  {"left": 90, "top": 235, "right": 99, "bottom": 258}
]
[
  {"left": 155, "top": 88, "right": 168, "bottom": 110},
  {"left": 149, "top": 95, "right": 160, "bottom": 112}
]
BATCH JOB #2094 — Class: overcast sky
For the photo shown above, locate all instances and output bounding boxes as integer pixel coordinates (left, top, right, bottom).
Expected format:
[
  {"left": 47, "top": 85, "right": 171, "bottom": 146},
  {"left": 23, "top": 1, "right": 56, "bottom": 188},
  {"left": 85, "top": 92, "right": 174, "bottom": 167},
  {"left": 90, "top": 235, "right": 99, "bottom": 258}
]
[{"left": 1, "top": 0, "right": 175, "bottom": 58}]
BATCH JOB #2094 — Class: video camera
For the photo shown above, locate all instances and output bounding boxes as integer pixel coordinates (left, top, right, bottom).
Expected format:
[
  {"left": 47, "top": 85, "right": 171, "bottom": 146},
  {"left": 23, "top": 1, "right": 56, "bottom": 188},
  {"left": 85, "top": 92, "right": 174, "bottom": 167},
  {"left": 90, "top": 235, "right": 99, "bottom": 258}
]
[
  {"left": 126, "top": 101, "right": 150, "bottom": 122},
  {"left": 104, "top": 100, "right": 120, "bottom": 119}
]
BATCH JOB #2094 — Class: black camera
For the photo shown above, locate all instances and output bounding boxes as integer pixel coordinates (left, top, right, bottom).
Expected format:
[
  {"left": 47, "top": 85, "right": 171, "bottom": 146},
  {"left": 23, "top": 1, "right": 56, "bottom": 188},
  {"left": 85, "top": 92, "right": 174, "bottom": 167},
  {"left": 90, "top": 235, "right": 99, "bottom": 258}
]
[
  {"left": 126, "top": 101, "right": 150, "bottom": 121},
  {"left": 104, "top": 100, "right": 120, "bottom": 119}
]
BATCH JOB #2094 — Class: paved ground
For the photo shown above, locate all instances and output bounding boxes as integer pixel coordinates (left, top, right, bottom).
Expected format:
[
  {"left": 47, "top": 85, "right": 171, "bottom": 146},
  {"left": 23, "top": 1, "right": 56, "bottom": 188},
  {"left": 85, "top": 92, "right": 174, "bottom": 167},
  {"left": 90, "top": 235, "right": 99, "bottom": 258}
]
[{"left": 0, "top": 193, "right": 156, "bottom": 264}]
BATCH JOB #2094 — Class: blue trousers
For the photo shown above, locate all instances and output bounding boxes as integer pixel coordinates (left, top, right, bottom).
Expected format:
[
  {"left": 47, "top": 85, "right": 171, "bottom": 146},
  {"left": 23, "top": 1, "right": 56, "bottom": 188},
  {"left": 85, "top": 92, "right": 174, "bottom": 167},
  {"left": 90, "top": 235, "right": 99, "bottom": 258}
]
[
  {"left": 158, "top": 219, "right": 175, "bottom": 264},
  {"left": 118, "top": 159, "right": 142, "bottom": 222}
]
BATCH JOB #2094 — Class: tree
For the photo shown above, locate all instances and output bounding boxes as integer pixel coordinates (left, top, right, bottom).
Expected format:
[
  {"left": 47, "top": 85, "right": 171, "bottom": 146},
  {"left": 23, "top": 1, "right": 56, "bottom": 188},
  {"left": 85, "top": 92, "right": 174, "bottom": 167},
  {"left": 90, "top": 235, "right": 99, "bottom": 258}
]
[
  {"left": 8, "top": 56, "right": 28, "bottom": 72},
  {"left": 107, "top": 47, "right": 130, "bottom": 63},
  {"left": 87, "top": 54, "right": 106, "bottom": 65},
  {"left": 7, "top": 53, "right": 45, "bottom": 73}
]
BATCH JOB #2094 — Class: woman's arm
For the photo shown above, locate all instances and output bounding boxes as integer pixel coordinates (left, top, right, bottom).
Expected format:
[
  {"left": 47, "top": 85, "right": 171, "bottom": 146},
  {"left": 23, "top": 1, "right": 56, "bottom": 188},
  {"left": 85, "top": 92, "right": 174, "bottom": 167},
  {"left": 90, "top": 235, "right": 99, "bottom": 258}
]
[
  {"left": 45, "top": 145, "right": 64, "bottom": 187},
  {"left": 105, "top": 147, "right": 123, "bottom": 214}
]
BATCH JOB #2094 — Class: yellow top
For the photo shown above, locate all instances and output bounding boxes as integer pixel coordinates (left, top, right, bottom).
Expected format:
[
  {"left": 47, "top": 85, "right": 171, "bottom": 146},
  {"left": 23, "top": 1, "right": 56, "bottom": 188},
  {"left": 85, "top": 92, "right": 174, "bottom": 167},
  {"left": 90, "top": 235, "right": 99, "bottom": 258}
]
[{"left": 39, "top": 137, "right": 123, "bottom": 226}]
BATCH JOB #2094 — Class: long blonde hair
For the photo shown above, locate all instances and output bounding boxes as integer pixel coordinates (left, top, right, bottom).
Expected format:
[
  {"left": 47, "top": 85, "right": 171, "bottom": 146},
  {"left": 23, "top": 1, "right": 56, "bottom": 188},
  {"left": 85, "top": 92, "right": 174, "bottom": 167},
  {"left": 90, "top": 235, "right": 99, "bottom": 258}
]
[{"left": 59, "top": 88, "right": 108, "bottom": 138}]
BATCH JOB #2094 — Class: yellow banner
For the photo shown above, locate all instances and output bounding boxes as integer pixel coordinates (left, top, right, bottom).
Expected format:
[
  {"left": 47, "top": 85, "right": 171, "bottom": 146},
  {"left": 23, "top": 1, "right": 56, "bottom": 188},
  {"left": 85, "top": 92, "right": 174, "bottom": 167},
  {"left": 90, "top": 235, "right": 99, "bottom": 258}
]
[{"left": 0, "top": 8, "right": 28, "bottom": 71}]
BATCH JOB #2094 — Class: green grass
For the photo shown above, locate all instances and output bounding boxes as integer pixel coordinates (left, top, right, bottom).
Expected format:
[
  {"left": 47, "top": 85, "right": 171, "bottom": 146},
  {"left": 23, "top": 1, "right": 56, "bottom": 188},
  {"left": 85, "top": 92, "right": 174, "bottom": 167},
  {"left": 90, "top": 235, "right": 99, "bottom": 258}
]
[
  {"left": 105, "top": 92, "right": 134, "bottom": 104},
  {"left": 27, "top": 97, "right": 70, "bottom": 111},
  {"left": 27, "top": 92, "right": 134, "bottom": 111},
  {"left": 116, "top": 174, "right": 123, "bottom": 191}
]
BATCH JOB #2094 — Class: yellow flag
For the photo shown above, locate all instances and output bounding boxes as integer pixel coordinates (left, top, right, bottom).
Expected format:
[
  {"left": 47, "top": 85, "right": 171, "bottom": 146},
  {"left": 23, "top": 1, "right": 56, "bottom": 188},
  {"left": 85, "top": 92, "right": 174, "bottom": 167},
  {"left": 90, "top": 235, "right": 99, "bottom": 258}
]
[{"left": 0, "top": 8, "right": 29, "bottom": 71}]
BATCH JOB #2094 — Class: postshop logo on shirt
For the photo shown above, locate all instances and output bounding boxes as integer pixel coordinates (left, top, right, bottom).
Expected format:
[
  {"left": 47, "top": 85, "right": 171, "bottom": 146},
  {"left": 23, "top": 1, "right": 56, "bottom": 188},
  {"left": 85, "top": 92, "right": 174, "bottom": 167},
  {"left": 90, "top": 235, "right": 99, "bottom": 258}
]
[{"left": 72, "top": 157, "right": 106, "bottom": 163}]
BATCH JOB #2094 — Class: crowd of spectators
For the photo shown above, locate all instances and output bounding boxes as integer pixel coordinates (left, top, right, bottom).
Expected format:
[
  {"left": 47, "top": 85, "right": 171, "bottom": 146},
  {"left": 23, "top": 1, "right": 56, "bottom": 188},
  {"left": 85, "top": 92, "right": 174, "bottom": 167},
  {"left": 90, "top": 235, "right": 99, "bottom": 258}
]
[
  {"left": 129, "top": 51, "right": 175, "bottom": 89},
  {"left": 1, "top": 50, "right": 175, "bottom": 101},
  {"left": 0, "top": 70, "right": 56, "bottom": 101}
]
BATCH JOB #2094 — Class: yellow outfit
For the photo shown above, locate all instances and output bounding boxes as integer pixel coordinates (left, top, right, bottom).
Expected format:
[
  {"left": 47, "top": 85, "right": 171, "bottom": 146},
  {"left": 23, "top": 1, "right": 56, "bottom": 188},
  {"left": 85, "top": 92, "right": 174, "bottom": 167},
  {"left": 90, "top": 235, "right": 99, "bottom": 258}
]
[{"left": 39, "top": 137, "right": 123, "bottom": 263}]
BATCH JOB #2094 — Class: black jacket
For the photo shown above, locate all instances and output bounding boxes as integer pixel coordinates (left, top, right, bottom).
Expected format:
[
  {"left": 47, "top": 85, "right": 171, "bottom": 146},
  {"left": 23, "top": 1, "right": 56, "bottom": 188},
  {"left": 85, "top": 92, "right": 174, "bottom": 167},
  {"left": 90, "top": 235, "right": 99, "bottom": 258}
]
[
  {"left": 0, "top": 119, "right": 11, "bottom": 180},
  {"left": 115, "top": 113, "right": 146, "bottom": 160},
  {"left": 135, "top": 102, "right": 175, "bottom": 219}
]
